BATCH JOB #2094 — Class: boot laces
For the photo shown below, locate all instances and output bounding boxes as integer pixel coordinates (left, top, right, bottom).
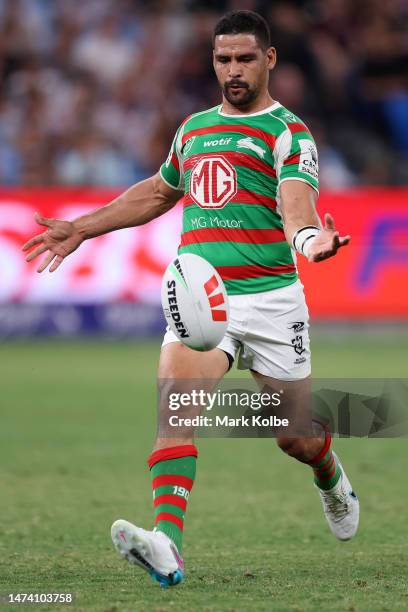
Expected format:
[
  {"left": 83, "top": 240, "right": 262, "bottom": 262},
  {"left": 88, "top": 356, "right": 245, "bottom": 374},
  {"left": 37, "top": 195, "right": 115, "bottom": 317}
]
[{"left": 322, "top": 487, "right": 350, "bottom": 522}]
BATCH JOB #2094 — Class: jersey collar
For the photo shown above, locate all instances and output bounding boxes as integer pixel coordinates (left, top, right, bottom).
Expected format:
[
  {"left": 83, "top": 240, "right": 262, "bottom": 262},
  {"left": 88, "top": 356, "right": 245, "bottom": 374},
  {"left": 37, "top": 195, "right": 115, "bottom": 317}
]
[{"left": 218, "top": 101, "right": 281, "bottom": 117}]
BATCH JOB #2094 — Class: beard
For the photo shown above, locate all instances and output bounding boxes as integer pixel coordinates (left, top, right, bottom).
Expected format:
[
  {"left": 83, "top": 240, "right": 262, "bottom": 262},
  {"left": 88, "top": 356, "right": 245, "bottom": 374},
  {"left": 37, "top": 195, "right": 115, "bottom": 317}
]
[{"left": 222, "top": 80, "right": 259, "bottom": 108}]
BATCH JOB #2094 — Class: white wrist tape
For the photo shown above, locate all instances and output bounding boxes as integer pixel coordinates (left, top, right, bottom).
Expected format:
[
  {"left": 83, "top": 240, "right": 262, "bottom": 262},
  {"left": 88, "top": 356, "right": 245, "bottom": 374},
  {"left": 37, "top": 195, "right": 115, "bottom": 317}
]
[{"left": 292, "top": 225, "right": 321, "bottom": 258}]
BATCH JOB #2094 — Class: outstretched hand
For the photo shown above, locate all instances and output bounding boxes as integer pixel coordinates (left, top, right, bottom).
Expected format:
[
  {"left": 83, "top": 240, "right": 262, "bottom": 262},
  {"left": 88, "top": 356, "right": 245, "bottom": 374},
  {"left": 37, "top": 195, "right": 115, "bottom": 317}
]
[
  {"left": 22, "top": 213, "right": 84, "bottom": 272},
  {"left": 308, "top": 213, "right": 350, "bottom": 262}
]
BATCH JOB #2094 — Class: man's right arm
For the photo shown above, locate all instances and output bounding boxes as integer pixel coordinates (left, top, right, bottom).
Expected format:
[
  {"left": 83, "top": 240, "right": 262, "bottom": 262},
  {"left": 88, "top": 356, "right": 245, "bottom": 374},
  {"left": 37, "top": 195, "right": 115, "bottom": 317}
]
[
  {"left": 22, "top": 173, "right": 181, "bottom": 273},
  {"left": 74, "top": 172, "right": 180, "bottom": 238}
]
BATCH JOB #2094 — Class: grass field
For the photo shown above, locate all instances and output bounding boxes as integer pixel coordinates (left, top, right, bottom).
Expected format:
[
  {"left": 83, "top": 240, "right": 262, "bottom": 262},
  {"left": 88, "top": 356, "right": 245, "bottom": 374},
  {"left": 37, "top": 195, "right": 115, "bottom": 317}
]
[{"left": 1, "top": 337, "right": 407, "bottom": 611}]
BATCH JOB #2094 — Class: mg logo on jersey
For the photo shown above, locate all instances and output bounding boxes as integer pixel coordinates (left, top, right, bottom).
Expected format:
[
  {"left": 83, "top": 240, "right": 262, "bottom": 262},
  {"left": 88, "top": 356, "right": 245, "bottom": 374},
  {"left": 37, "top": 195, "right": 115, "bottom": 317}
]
[{"left": 190, "top": 155, "right": 237, "bottom": 209}]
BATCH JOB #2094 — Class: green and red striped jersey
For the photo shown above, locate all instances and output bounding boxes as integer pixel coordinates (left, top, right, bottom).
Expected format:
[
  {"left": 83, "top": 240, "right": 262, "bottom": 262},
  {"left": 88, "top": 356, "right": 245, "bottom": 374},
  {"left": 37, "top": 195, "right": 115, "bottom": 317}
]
[{"left": 160, "top": 102, "right": 319, "bottom": 295}]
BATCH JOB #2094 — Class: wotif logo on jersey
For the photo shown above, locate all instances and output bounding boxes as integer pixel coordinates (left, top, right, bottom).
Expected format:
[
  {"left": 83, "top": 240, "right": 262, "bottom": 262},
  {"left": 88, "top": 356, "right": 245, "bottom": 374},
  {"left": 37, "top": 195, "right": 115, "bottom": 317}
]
[
  {"left": 190, "top": 155, "right": 237, "bottom": 209},
  {"left": 203, "top": 137, "right": 232, "bottom": 148}
]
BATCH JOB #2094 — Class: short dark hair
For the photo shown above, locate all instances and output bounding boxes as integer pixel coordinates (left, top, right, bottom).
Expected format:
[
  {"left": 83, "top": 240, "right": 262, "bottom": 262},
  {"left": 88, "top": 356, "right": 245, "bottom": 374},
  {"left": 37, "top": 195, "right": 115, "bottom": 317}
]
[{"left": 213, "top": 10, "right": 271, "bottom": 51}]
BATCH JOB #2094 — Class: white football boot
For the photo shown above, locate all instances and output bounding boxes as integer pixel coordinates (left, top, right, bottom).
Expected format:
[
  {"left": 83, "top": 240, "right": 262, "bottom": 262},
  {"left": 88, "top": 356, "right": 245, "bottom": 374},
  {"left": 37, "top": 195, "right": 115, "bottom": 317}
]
[
  {"left": 111, "top": 519, "right": 184, "bottom": 587},
  {"left": 317, "top": 452, "right": 359, "bottom": 541}
]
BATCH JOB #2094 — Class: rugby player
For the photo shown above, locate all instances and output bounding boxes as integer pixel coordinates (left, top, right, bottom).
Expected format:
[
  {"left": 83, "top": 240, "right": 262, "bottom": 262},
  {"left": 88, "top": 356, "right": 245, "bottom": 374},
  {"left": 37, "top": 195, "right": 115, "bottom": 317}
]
[{"left": 23, "top": 11, "right": 359, "bottom": 588}]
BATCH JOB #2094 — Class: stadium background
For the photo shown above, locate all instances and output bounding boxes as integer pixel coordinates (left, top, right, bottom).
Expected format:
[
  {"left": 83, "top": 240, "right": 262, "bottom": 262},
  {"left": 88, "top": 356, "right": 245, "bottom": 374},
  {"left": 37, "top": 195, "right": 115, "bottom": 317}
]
[{"left": 1, "top": 1, "right": 407, "bottom": 610}]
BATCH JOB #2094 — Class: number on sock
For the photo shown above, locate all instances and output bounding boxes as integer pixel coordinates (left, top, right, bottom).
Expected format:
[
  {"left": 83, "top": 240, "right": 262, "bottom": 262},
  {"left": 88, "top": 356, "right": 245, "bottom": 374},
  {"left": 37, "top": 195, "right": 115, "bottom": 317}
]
[{"left": 173, "top": 486, "right": 190, "bottom": 500}]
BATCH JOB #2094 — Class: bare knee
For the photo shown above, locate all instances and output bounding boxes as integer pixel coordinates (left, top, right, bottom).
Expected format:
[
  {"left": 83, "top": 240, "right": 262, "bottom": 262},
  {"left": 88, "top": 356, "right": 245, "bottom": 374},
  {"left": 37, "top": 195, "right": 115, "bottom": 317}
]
[
  {"left": 277, "top": 436, "right": 324, "bottom": 461},
  {"left": 153, "top": 436, "right": 194, "bottom": 452},
  {"left": 159, "top": 342, "right": 229, "bottom": 379},
  {"left": 277, "top": 436, "right": 303, "bottom": 457}
]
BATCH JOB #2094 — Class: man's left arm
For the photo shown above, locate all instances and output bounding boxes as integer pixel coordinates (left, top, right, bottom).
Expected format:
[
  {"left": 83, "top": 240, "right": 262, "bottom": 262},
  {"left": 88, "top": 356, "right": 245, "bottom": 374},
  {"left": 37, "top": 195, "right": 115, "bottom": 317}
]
[{"left": 279, "top": 180, "right": 350, "bottom": 262}]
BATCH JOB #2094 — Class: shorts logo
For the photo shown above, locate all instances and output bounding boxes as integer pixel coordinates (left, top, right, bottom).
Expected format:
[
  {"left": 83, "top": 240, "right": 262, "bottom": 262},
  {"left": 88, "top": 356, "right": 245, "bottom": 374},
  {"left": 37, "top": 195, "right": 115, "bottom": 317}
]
[
  {"left": 190, "top": 155, "right": 237, "bottom": 209},
  {"left": 289, "top": 321, "right": 307, "bottom": 364},
  {"left": 291, "top": 335, "right": 305, "bottom": 356},
  {"left": 288, "top": 321, "right": 305, "bottom": 332}
]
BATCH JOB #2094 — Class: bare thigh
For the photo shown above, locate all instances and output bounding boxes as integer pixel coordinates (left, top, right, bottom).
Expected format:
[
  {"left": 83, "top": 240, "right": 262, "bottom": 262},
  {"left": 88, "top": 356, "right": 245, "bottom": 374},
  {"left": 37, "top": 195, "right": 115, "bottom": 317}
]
[
  {"left": 251, "top": 371, "right": 324, "bottom": 459},
  {"left": 154, "top": 342, "right": 230, "bottom": 451}
]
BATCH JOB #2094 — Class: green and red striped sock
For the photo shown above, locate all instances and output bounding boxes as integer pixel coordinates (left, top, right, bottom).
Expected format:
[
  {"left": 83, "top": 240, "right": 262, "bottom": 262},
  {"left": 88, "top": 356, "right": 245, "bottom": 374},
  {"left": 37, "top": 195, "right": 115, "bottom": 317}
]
[
  {"left": 148, "top": 444, "right": 197, "bottom": 554},
  {"left": 303, "top": 433, "right": 341, "bottom": 490}
]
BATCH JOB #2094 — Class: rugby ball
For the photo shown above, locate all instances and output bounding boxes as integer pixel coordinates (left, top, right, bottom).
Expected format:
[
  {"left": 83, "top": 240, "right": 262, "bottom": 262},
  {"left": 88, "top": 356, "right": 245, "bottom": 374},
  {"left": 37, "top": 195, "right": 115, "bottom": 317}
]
[{"left": 161, "top": 253, "right": 229, "bottom": 351}]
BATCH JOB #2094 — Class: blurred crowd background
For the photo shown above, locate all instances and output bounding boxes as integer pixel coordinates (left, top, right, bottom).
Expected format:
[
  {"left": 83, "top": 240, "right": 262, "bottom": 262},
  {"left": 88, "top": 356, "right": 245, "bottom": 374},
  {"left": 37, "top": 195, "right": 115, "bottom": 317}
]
[{"left": 0, "top": 0, "right": 407, "bottom": 189}]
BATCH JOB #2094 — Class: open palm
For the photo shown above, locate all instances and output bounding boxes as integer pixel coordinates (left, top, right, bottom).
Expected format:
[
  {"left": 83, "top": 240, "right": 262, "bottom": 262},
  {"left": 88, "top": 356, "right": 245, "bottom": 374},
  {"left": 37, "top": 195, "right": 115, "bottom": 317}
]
[
  {"left": 308, "top": 213, "right": 351, "bottom": 262},
  {"left": 22, "top": 213, "right": 84, "bottom": 272}
]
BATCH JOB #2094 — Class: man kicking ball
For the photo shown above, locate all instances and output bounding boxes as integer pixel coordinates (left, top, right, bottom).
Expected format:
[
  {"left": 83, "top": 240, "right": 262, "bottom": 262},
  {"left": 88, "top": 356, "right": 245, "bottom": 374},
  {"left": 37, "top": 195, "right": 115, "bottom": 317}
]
[{"left": 23, "top": 10, "right": 359, "bottom": 587}]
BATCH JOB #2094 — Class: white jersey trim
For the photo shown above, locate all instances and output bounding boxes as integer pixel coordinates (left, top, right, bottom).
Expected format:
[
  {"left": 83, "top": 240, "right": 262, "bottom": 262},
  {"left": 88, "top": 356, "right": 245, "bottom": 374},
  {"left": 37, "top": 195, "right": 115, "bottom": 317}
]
[
  {"left": 190, "top": 105, "right": 220, "bottom": 120},
  {"left": 159, "top": 167, "right": 181, "bottom": 191},
  {"left": 279, "top": 176, "right": 319, "bottom": 194},
  {"left": 218, "top": 101, "right": 281, "bottom": 117}
]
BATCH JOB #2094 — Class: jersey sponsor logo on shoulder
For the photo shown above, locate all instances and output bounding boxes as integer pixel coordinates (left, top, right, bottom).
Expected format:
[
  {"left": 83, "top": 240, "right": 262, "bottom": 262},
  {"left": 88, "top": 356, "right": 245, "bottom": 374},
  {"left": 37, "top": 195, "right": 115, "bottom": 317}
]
[
  {"left": 237, "top": 137, "right": 266, "bottom": 159},
  {"left": 280, "top": 109, "right": 298, "bottom": 123},
  {"left": 189, "top": 155, "right": 237, "bottom": 209},
  {"left": 182, "top": 136, "right": 196, "bottom": 156},
  {"left": 298, "top": 139, "right": 318, "bottom": 179}
]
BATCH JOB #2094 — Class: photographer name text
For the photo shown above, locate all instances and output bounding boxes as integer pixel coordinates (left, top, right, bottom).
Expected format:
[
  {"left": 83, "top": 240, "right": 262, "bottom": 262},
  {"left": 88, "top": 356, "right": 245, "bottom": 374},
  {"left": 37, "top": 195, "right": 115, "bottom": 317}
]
[{"left": 168, "top": 415, "right": 289, "bottom": 427}]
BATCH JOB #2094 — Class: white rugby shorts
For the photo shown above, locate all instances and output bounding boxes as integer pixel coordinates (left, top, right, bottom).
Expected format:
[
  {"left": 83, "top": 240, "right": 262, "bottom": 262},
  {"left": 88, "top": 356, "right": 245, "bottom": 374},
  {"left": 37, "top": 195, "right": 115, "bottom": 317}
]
[{"left": 162, "top": 279, "right": 311, "bottom": 381}]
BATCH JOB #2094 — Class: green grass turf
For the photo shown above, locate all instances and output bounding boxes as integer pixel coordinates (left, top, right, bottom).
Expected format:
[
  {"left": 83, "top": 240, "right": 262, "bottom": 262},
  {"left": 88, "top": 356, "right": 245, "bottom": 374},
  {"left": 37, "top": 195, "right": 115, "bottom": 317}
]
[{"left": 0, "top": 337, "right": 407, "bottom": 611}]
